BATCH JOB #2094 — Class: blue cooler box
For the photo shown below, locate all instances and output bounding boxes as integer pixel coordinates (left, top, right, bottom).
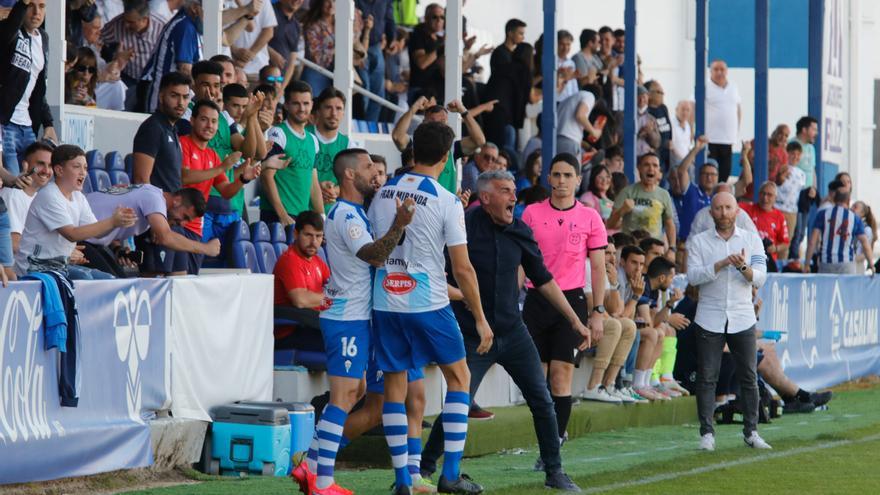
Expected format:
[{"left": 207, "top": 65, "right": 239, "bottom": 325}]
[
  {"left": 238, "top": 401, "right": 315, "bottom": 455},
  {"left": 209, "top": 404, "right": 291, "bottom": 476}
]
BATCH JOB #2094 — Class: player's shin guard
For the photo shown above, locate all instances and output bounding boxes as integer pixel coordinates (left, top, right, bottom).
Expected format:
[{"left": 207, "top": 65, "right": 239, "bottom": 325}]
[{"left": 441, "top": 391, "right": 470, "bottom": 481}]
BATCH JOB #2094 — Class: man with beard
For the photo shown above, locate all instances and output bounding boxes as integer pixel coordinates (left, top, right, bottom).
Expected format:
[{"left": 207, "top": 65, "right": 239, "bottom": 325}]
[
  {"left": 262, "top": 81, "right": 324, "bottom": 224},
  {"left": 309, "top": 87, "right": 359, "bottom": 214},
  {"left": 608, "top": 152, "right": 676, "bottom": 249},
  {"left": 292, "top": 149, "right": 416, "bottom": 495}
]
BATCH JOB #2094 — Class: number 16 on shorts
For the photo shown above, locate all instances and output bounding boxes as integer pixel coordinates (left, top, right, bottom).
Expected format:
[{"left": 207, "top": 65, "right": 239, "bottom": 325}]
[{"left": 320, "top": 318, "right": 371, "bottom": 379}]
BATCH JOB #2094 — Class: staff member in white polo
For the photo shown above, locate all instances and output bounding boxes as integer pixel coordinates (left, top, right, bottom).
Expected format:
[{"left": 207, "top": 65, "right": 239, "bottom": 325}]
[{"left": 685, "top": 192, "right": 771, "bottom": 452}]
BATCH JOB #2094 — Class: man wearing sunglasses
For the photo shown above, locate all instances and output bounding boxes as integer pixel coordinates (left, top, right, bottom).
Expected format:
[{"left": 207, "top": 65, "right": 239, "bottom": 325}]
[{"left": 460, "top": 142, "right": 499, "bottom": 195}]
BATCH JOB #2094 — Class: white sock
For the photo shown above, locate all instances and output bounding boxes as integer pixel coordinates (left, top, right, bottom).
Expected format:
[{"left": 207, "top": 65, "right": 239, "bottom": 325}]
[{"left": 634, "top": 370, "right": 648, "bottom": 388}]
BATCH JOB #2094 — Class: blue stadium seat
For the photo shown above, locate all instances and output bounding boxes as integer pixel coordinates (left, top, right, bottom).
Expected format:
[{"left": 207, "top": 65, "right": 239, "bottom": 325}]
[
  {"left": 285, "top": 224, "right": 296, "bottom": 245},
  {"left": 81, "top": 173, "right": 93, "bottom": 194},
  {"left": 366, "top": 121, "right": 379, "bottom": 134},
  {"left": 250, "top": 221, "right": 278, "bottom": 273},
  {"left": 269, "top": 222, "right": 288, "bottom": 258},
  {"left": 226, "top": 220, "right": 259, "bottom": 272},
  {"left": 86, "top": 150, "right": 104, "bottom": 170},
  {"left": 353, "top": 120, "right": 368, "bottom": 133},
  {"left": 105, "top": 151, "right": 125, "bottom": 171},
  {"left": 109, "top": 170, "right": 130, "bottom": 186},
  {"left": 89, "top": 169, "right": 112, "bottom": 191},
  {"left": 124, "top": 153, "right": 134, "bottom": 176}
]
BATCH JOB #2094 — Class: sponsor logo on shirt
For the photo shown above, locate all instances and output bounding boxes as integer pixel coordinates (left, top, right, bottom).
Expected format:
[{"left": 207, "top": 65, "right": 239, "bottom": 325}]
[{"left": 383, "top": 272, "right": 417, "bottom": 295}]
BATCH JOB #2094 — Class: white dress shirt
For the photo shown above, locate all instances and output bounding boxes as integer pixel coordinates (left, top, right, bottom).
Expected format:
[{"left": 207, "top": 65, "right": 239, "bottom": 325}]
[{"left": 686, "top": 226, "right": 767, "bottom": 333}]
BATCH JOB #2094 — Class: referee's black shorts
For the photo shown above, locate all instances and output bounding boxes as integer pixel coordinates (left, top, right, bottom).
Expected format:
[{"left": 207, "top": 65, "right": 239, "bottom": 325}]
[{"left": 522, "top": 287, "right": 589, "bottom": 365}]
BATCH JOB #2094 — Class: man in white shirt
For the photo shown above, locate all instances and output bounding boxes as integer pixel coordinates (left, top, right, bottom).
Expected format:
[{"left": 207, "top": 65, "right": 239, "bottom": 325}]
[
  {"left": 705, "top": 60, "right": 741, "bottom": 183},
  {"left": 671, "top": 100, "right": 693, "bottom": 166},
  {"left": 555, "top": 90, "right": 601, "bottom": 158},
  {"left": 15, "top": 145, "right": 137, "bottom": 279},
  {"left": 2, "top": 140, "right": 53, "bottom": 254},
  {"left": 556, "top": 30, "right": 578, "bottom": 100},
  {"left": 686, "top": 192, "right": 771, "bottom": 452}
]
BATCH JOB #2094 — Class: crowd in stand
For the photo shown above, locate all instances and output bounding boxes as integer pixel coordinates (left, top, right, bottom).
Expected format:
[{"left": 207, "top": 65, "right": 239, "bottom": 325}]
[{"left": 0, "top": 1, "right": 856, "bottom": 493}]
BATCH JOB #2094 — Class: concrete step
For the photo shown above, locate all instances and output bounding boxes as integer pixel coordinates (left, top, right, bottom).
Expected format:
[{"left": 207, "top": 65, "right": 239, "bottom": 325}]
[{"left": 149, "top": 415, "right": 209, "bottom": 470}]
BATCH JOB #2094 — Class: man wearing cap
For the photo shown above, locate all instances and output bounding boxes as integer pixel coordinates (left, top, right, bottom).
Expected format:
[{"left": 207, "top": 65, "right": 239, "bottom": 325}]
[{"left": 636, "top": 85, "right": 661, "bottom": 156}]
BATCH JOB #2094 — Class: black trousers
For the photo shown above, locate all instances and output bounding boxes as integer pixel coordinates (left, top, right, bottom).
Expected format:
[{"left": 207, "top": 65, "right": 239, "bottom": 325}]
[
  {"left": 708, "top": 143, "right": 733, "bottom": 183},
  {"left": 420, "top": 325, "right": 563, "bottom": 476},
  {"left": 695, "top": 324, "right": 759, "bottom": 437}
]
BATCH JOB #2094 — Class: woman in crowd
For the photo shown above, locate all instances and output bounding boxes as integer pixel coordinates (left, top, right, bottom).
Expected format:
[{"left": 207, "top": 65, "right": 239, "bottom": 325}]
[
  {"left": 579, "top": 164, "right": 615, "bottom": 232},
  {"left": 853, "top": 200, "right": 877, "bottom": 269},
  {"left": 517, "top": 149, "right": 542, "bottom": 191},
  {"left": 768, "top": 124, "right": 789, "bottom": 178},
  {"left": 301, "top": 0, "right": 336, "bottom": 96},
  {"left": 66, "top": 47, "right": 99, "bottom": 107}
]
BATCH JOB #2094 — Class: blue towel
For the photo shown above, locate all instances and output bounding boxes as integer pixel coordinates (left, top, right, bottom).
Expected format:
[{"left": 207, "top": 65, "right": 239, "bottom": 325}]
[{"left": 23, "top": 272, "right": 67, "bottom": 351}]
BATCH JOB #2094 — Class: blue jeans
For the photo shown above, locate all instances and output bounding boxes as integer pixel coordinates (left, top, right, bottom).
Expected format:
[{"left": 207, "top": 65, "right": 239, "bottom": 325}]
[
  {"left": 363, "top": 44, "right": 386, "bottom": 122},
  {"left": 67, "top": 265, "right": 115, "bottom": 280},
  {"left": 789, "top": 204, "right": 816, "bottom": 260},
  {"left": 1, "top": 123, "right": 37, "bottom": 176},
  {"left": 623, "top": 328, "right": 642, "bottom": 377},
  {"left": 0, "top": 209, "right": 12, "bottom": 267},
  {"left": 300, "top": 66, "right": 331, "bottom": 99}
]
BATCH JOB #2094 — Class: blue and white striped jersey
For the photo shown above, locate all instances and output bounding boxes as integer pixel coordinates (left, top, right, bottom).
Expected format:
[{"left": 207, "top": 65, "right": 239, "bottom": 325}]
[{"left": 813, "top": 205, "right": 865, "bottom": 264}]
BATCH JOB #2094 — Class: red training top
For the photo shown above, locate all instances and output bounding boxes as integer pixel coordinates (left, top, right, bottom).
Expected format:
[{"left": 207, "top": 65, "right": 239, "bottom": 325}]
[{"left": 181, "top": 135, "right": 229, "bottom": 237}]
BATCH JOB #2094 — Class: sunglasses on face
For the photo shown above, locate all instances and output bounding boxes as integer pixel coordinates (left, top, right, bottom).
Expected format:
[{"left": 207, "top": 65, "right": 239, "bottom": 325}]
[
  {"left": 75, "top": 65, "right": 97, "bottom": 74},
  {"left": 265, "top": 76, "right": 283, "bottom": 83}
]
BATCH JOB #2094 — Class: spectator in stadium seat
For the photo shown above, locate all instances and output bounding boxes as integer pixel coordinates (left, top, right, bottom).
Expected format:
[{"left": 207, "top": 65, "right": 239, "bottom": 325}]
[
  {"left": 739, "top": 182, "right": 789, "bottom": 262},
  {"left": 300, "top": 0, "right": 335, "bottom": 98},
  {"left": 100, "top": 0, "right": 167, "bottom": 89},
  {"left": 15, "top": 145, "right": 137, "bottom": 280},
  {"left": 636, "top": 85, "right": 661, "bottom": 157},
  {"left": 460, "top": 143, "right": 499, "bottom": 195},
  {"left": 407, "top": 3, "right": 445, "bottom": 102},
  {"left": 555, "top": 30, "right": 577, "bottom": 100},
  {"left": 804, "top": 188, "right": 874, "bottom": 275},
  {"left": 355, "top": 0, "right": 395, "bottom": 122},
  {"left": 686, "top": 191, "right": 771, "bottom": 451},
  {"left": 87, "top": 185, "right": 220, "bottom": 277},
  {"left": 391, "top": 96, "right": 487, "bottom": 194},
  {"left": 178, "top": 99, "right": 260, "bottom": 275},
  {"left": 262, "top": 81, "right": 324, "bottom": 225},
  {"left": 579, "top": 164, "right": 614, "bottom": 229},
  {"left": 139, "top": 0, "right": 203, "bottom": 112},
  {"left": 2, "top": 140, "right": 52, "bottom": 256},
  {"left": 133, "top": 71, "right": 191, "bottom": 192},
  {"left": 705, "top": 59, "right": 742, "bottom": 183},
  {"left": 309, "top": 87, "right": 359, "bottom": 214},
  {"left": 273, "top": 210, "right": 330, "bottom": 350},
  {"left": 608, "top": 152, "right": 676, "bottom": 248},
  {"left": 0, "top": 0, "right": 57, "bottom": 176},
  {"left": 572, "top": 28, "right": 601, "bottom": 87},
  {"left": 209, "top": 53, "right": 236, "bottom": 87}
]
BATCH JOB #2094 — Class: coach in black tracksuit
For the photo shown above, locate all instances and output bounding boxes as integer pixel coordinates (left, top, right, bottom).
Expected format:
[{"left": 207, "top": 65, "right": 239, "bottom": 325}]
[{"left": 419, "top": 170, "right": 583, "bottom": 492}]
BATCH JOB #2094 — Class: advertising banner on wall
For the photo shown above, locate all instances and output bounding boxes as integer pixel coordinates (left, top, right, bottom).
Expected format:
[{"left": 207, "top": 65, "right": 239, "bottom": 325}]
[
  {"left": 759, "top": 274, "right": 880, "bottom": 392},
  {"left": 821, "top": 0, "right": 848, "bottom": 168},
  {"left": 0, "top": 279, "right": 170, "bottom": 484}
]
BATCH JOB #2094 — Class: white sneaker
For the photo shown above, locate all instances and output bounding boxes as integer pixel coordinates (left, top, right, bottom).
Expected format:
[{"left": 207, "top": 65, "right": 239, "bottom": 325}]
[
  {"left": 622, "top": 386, "right": 650, "bottom": 404},
  {"left": 699, "top": 433, "right": 715, "bottom": 451},
  {"left": 582, "top": 386, "right": 623, "bottom": 403},
  {"left": 744, "top": 432, "right": 772, "bottom": 449},
  {"left": 610, "top": 387, "right": 636, "bottom": 403}
]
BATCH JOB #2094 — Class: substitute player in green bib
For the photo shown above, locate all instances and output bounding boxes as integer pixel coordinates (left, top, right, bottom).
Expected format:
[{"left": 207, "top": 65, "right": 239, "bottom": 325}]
[
  {"left": 306, "top": 87, "right": 360, "bottom": 214},
  {"left": 262, "top": 81, "right": 324, "bottom": 225}
]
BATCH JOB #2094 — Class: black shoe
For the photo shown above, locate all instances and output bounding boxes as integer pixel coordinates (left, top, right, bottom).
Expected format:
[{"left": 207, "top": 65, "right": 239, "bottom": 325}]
[
  {"left": 810, "top": 391, "right": 833, "bottom": 407},
  {"left": 391, "top": 484, "right": 412, "bottom": 495},
  {"left": 783, "top": 398, "right": 816, "bottom": 414},
  {"left": 422, "top": 419, "right": 433, "bottom": 429},
  {"left": 545, "top": 471, "right": 582, "bottom": 492},
  {"left": 533, "top": 457, "right": 545, "bottom": 472},
  {"left": 438, "top": 473, "right": 483, "bottom": 494}
]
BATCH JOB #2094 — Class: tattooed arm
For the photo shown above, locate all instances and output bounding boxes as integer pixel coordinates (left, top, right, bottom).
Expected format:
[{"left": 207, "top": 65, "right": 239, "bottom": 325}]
[{"left": 357, "top": 198, "right": 416, "bottom": 267}]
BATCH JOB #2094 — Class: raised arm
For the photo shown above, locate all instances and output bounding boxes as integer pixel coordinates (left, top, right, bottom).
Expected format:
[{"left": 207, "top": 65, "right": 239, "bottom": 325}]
[{"left": 356, "top": 198, "right": 416, "bottom": 267}]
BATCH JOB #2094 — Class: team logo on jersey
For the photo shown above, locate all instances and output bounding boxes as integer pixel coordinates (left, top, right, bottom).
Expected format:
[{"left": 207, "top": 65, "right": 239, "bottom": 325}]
[
  {"left": 349, "top": 225, "right": 364, "bottom": 240},
  {"left": 569, "top": 233, "right": 581, "bottom": 245},
  {"left": 383, "top": 273, "right": 417, "bottom": 295},
  {"left": 114, "top": 287, "right": 152, "bottom": 424}
]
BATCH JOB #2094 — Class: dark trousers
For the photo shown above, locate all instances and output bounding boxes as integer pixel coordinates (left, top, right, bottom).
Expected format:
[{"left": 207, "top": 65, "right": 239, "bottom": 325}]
[
  {"left": 695, "top": 324, "right": 759, "bottom": 437},
  {"left": 274, "top": 306, "right": 324, "bottom": 351},
  {"left": 708, "top": 143, "right": 733, "bottom": 183},
  {"left": 421, "top": 325, "right": 562, "bottom": 475}
]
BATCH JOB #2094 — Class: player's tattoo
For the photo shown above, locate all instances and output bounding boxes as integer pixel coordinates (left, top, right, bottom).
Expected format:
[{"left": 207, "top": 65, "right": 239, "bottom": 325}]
[{"left": 356, "top": 218, "right": 407, "bottom": 266}]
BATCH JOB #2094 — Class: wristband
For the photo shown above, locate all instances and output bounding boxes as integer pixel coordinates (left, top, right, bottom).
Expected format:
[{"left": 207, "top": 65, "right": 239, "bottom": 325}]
[
  {"left": 609, "top": 282, "right": 620, "bottom": 291},
  {"left": 460, "top": 110, "right": 469, "bottom": 119}
]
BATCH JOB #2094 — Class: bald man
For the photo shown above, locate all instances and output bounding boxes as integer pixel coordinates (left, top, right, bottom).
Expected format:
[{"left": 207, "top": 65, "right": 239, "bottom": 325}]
[
  {"left": 739, "top": 182, "right": 789, "bottom": 261},
  {"left": 686, "top": 192, "right": 771, "bottom": 451}
]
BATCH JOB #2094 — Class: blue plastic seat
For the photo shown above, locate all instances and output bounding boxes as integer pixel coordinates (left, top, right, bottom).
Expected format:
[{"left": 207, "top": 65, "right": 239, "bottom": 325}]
[
  {"left": 226, "top": 220, "right": 259, "bottom": 272},
  {"left": 366, "top": 121, "right": 380, "bottom": 134},
  {"left": 81, "top": 173, "right": 93, "bottom": 194},
  {"left": 85, "top": 149, "right": 104, "bottom": 169},
  {"left": 109, "top": 170, "right": 130, "bottom": 186},
  {"left": 105, "top": 151, "right": 125, "bottom": 171},
  {"left": 269, "top": 222, "right": 289, "bottom": 258},
  {"left": 285, "top": 224, "right": 296, "bottom": 245},
  {"left": 250, "top": 222, "right": 278, "bottom": 273},
  {"left": 89, "top": 169, "right": 112, "bottom": 191},
  {"left": 124, "top": 153, "right": 134, "bottom": 176}
]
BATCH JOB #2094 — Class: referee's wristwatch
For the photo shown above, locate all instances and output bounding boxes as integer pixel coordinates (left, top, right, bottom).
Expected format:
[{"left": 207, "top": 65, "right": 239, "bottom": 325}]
[{"left": 592, "top": 305, "right": 606, "bottom": 315}]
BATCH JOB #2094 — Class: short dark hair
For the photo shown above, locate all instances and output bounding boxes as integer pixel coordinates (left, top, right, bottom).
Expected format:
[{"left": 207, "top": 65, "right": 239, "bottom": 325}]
[
  {"left": 795, "top": 116, "right": 818, "bottom": 135},
  {"left": 123, "top": 0, "right": 150, "bottom": 16},
  {"left": 174, "top": 188, "right": 207, "bottom": 217},
  {"left": 638, "top": 152, "right": 660, "bottom": 165},
  {"left": 314, "top": 87, "right": 346, "bottom": 109},
  {"left": 598, "top": 26, "right": 613, "bottom": 36},
  {"left": 412, "top": 122, "right": 455, "bottom": 166},
  {"left": 639, "top": 237, "right": 665, "bottom": 253},
  {"left": 827, "top": 179, "right": 844, "bottom": 193},
  {"left": 369, "top": 154, "right": 387, "bottom": 166},
  {"left": 620, "top": 245, "right": 645, "bottom": 261},
  {"left": 550, "top": 153, "right": 580, "bottom": 175},
  {"left": 209, "top": 53, "right": 234, "bottom": 66},
  {"left": 605, "top": 145, "right": 623, "bottom": 160},
  {"left": 284, "top": 80, "right": 313, "bottom": 100},
  {"left": 579, "top": 28, "right": 597, "bottom": 49},
  {"left": 159, "top": 71, "right": 192, "bottom": 90},
  {"left": 557, "top": 29, "right": 573, "bottom": 43},
  {"left": 191, "top": 60, "right": 224, "bottom": 81},
  {"left": 294, "top": 210, "right": 324, "bottom": 232},
  {"left": 505, "top": 18, "right": 526, "bottom": 35},
  {"left": 51, "top": 144, "right": 86, "bottom": 167},
  {"left": 613, "top": 28, "right": 625, "bottom": 38},
  {"left": 333, "top": 148, "right": 370, "bottom": 183},
  {"left": 254, "top": 83, "right": 277, "bottom": 99},
  {"left": 192, "top": 99, "right": 221, "bottom": 119},
  {"left": 611, "top": 232, "right": 635, "bottom": 248},
  {"left": 630, "top": 229, "right": 651, "bottom": 242},
  {"left": 424, "top": 105, "right": 448, "bottom": 117},
  {"left": 785, "top": 141, "right": 803, "bottom": 153},
  {"left": 647, "top": 256, "right": 675, "bottom": 279},
  {"left": 23, "top": 141, "right": 55, "bottom": 161},
  {"left": 258, "top": 64, "right": 281, "bottom": 80},
  {"left": 223, "top": 83, "right": 248, "bottom": 101}
]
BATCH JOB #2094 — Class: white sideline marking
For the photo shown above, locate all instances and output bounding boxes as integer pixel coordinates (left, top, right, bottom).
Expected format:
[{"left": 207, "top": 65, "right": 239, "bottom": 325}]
[{"left": 582, "top": 433, "right": 880, "bottom": 494}]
